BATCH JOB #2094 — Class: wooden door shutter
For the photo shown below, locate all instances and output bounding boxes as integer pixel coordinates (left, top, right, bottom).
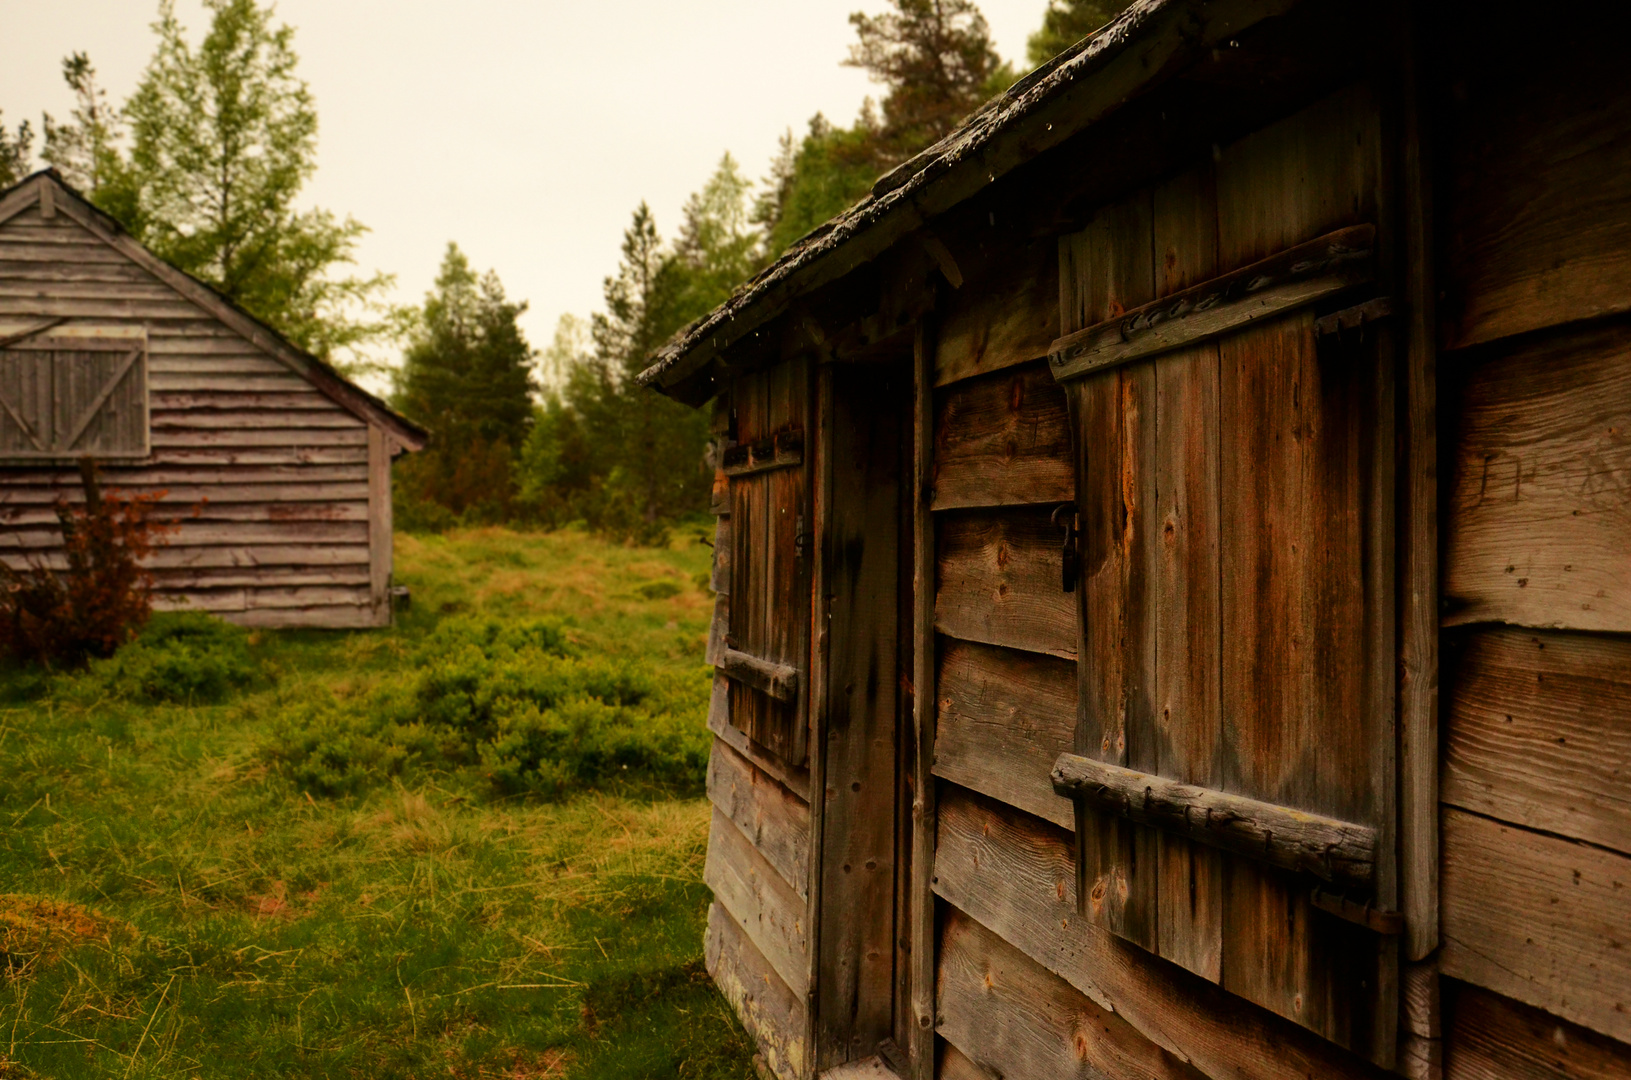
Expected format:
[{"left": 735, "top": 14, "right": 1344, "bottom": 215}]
[
  {"left": 0, "top": 322, "right": 149, "bottom": 460},
  {"left": 718, "top": 359, "right": 812, "bottom": 766},
  {"left": 1048, "top": 160, "right": 1397, "bottom": 1060}
]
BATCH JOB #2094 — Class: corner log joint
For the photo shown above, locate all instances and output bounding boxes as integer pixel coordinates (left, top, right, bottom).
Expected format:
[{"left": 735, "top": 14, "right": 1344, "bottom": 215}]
[{"left": 1050, "top": 752, "right": 1377, "bottom": 892}]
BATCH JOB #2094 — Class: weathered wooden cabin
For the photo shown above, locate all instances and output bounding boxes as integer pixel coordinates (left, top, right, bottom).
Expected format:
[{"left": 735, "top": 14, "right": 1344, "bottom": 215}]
[
  {"left": 641, "top": 2, "right": 1631, "bottom": 1078},
  {"left": 0, "top": 170, "right": 425, "bottom": 628}
]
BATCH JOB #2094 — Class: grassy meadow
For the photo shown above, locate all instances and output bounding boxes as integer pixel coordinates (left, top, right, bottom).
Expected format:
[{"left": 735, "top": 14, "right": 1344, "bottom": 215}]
[{"left": 0, "top": 527, "right": 758, "bottom": 1079}]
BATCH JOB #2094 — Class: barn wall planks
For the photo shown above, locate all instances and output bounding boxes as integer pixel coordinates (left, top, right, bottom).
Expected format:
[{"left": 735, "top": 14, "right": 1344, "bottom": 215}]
[
  {"left": 704, "top": 807, "right": 810, "bottom": 999},
  {"left": 1445, "top": 983, "right": 1631, "bottom": 1080},
  {"left": 1443, "top": 628, "right": 1631, "bottom": 854},
  {"left": 933, "top": 236, "right": 1057, "bottom": 387},
  {"left": 707, "top": 737, "right": 811, "bottom": 900},
  {"left": 1440, "top": 807, "right": 1631, "bottom": 1043},
  {"left": 1442, "top": 320, "right": 1631, "bottom": 633},
  {"left": 706, "top": 902, "right": 808, "bottom": 1080},
  {"left": 936, "top": 907, "right": 1206, "bottom": 1080},
  {"left": 0, "top": 190, "right": 397, "bottom": 628},
  {"left": 930, "top": 360, "right": 1072, "bottom": 511},
  {"left": 931, "top": 784, "right": 1389, "bottom": 1080},
  {"left": 933, "top": 637, "right": 1076, "bottom": 830},
  {"left": 934, "top": 506, "right": 1076, "bottom": 660}
]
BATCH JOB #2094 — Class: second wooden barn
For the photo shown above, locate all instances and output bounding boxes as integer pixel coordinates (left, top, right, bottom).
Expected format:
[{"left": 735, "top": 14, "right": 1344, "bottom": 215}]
[
  {"left": 0, "top": 171, "right": 426, "bottom": 628},
  {"left": 642, "top": 1, "right": 1631, "bottom": 1078}
]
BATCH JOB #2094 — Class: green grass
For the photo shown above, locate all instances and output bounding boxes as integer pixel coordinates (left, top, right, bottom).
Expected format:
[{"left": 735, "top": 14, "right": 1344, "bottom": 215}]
[{"left": 0, "top": 525, "right": 758, "bottom": 1079}]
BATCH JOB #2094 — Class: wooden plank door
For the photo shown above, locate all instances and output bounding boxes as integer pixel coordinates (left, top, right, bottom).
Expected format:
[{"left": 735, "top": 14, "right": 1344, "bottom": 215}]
[
  {"left": 721, "top": 358, "right": 812, "bottom": 766},
  {"left": 1050, "top": 85, "right": 1399, "bottom": 1065}
]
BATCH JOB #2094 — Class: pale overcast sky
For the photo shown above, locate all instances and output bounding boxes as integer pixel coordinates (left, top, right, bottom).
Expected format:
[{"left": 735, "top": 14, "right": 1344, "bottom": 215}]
[{"left": 1, "top": 1, "right": 1047, "bottom": 367}]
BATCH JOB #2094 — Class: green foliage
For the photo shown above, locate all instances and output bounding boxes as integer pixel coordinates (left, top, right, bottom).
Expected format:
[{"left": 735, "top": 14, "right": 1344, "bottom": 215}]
[
  {"left": 39, "top": 53, "right": 137, "bottom": 224},
  {"left": 1026, "top": 0, "right": 1137, "bottom": 66},
  {"left": 755, "top": 110, "right": 886, "bottom": 257},
  {"left": 846, "top": 0, "right": 1009, "bottom": 158},
  {"left": 0, "top": 526, "right": 755, "bottom": 1079},
  {"left": 518, "top": 159, "right": 749, "bottom": 543},
  {"left": 114, "top": 0, "right": 391, "bottom": 361},
  {"left": 0, "top": 111, "right": 33, "bottom": 190},
  {"left": 86, "top": 611, "right": 259, "bottom": 704},
  {"left": 394, "top": 244, "right": 538, "bottom": 525}
]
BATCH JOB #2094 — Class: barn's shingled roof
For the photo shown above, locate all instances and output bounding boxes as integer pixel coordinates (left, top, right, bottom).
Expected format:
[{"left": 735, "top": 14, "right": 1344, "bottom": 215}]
[{"left": 639, "top": 0, "right": 1285, "bottom": 396}]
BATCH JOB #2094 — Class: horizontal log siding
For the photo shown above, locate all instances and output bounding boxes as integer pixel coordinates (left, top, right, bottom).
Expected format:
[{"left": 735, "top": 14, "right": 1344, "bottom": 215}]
[{"left": 0, "top": 200, "right": 380, "bottom": 627}]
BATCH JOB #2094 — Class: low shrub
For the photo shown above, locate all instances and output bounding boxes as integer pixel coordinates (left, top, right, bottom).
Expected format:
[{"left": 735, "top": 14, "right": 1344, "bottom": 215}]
[
  {"left": 88, "top": 612, "right": 261, "bottom": 704},
  {"left": 265, "top": 615, "right": 709, "bottom": 799}
]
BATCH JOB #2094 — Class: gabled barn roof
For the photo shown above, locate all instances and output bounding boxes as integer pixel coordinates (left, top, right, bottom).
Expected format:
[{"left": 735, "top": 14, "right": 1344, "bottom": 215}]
[
  {"left": 639, "top": 0, "right": 1292, "bottom": 400},
  {"left": 0, "top": 169, "right": 427, "bottom": 451}
]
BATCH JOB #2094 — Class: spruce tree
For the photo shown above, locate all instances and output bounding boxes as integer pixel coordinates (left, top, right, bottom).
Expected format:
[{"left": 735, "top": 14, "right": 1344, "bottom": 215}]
[
  {"left": 1026, "top": 0, "right": 1136, "bottom": 66},
  {"left": 0, "top": 114, "right": 31, "bottom": 189}
]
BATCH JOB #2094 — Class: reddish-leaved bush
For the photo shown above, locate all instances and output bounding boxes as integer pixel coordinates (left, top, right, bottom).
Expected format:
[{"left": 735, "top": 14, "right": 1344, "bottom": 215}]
[{"left": 0, "top": 459, "right": 180, "bottom": 668}]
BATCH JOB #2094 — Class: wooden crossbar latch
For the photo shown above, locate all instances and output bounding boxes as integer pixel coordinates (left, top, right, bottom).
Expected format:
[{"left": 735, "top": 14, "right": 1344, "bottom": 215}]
[
  {"left": 717, "top": 647, "right": 799, "bottom": 703},
  {"left": 1051, "top": 752, "right": 1377, "bottom": 892},
  {"left": 721, "top": 429, "right": 803, "bottom": 478},
  {"left": 1048, "top": 224, "right": 1377, "bottom": 383}
]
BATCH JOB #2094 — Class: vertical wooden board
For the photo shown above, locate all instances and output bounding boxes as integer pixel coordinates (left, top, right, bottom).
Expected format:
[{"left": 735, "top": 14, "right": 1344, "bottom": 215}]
[
  {"left": 367, "top": 425, "right": 391, "bottom": 624},
  {"left": 931, "top": 360, "right": 1073, "bottom": 511},
  {"left": 910, "top": 322, "right": 938, "bottom": 1077},
  {"left": 1446, "top": 983, "right": 1631, "bottom": 1080},
  {"left": 933, "top": 638, "right": 1077, "bottom": 830},
  {"left": 1443, "top": 628, "right": 1631, "bottom": 853},
  {"left": 1216, "top": 311, "right": 1385, "bottom": 1055},
  {"left": 706, "top": 902, "right": 808, "bottom": 1080},
  {"left": 1442, "top": 321, "right": 1631, "bottom": 633},
  {"left": 936, "top": 906, "right": 1206, "bottom": 1080},
  {"left": 933, "top": 507, "right": 1076, "bottom": 660},
  {"left": 705, "top": 806, "right": 810, "bottom": 999},
  {"left": 817, "top": 363, "right": 903, "bottom": 1068},
  {"left": 708, "top": 737, "right": 811, "bottom": 900},
  {"left": 1214, "top": 81, "right": 1381, "bottom": 271},
  {"left": 1439, "top": 16, "right": 1631, "bottom": 349},
  {"left": 1150, "top": 164, "right": 1224, "bottom": 984},
  {"left": 931, "top": 786, "right": 1391, "bottom": 1080},
  {"left": 1440, "top": 807, "right": 1631, "bottom": 1043},
  {"left": 933, "top": 236, "right": 1058, "bottom": 387}
]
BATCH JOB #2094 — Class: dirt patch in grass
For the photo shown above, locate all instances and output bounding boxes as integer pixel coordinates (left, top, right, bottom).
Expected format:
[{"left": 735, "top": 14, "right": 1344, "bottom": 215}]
[{"left": 0, "top": 895, "right": 135, "bottom": 972}]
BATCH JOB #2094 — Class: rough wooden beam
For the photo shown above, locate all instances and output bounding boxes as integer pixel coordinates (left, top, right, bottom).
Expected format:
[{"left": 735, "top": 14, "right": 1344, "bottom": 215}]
[
  {"left": 1050, "top": 753, "right": 1377, "bottom": 891},
  {"left": 1048, "top": 224, "right": 1376, "bottom": 382},
  {"left": 722, "top": 429, "right": 804, "bottom": 477},
  {"left": 719, "top": 647, "right": 800, "bottom": 704}
]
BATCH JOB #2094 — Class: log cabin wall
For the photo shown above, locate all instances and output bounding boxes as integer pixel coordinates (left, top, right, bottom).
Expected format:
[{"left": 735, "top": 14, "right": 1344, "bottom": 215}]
[
  {"left": 1432, "top": 6, "right": 1631, "bottom": 1078},
  {"left": 0, "top": 175, "right": 416, "bottom": 629}
]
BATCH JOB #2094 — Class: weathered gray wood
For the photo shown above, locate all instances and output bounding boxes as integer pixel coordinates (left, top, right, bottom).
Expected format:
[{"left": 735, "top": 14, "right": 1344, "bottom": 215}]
[
  {"left": 708, "top": 675, "right": 810, "bottom": 802},
  {"left": 705, "top": 806, "right": 810, "bottom": 999},
  {"left": 1444, "top": 629, "right": 1631, "bottom": 855},
  {"left": 1442, "top": 320, "right": 1631, "bottom": 633},
  {"left": 708, "top": 737, "right": 811, "bottom": 900},
  {"left": 719, "top": 647, "right": 800, "bottom": 704},
  {"left": 1441, "top": 807, "right": 1631, "bottom": 1042},
  {"left": 367, "top": 425, "right": 392, "bottom": 624},
  {"left": 1447, "top": 983, "right": 1631, "bottom": 1080},
  {"left": 936, "top": 907, "right": 1206, "bottom": 1080},
  {"left": 1051, "top": 753, "right": 1377, "bottom": 890},
  {"left": 706, "top": 901, "right": 808, "bottom": 1080},
  {"left": 930, "top": 360, "right": 1072, "bottom": 511},
  {"left": 935, "top": 508, "right": 1076, "bottom": 660},
  {"left": 909, "top": 320, "right": 937, "bottom": 1078},
  {"left": 1048, "top": 224, "right": 1377, "bottom": 382},
  {"left": 933, "top": 638, "right": 1076, "bottom": 830},
  {"left": 932, "top": 786, "right": 1390, "bottom": 1080}
]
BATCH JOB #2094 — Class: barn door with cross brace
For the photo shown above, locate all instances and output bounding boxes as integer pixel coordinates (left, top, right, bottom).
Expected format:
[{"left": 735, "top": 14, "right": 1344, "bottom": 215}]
[
  {"left": 0, "top": 322, "right": 149, "bottom": 460},
  {"left": 717, "top": 358, "right": 812, "bottom": 766},
  {"left": 1049, "top": 93, "right": 1399, "bottom": 1067}
]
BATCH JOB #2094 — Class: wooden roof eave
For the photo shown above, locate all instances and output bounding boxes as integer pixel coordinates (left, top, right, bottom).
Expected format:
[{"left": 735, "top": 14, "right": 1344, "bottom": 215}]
[
  {"left": 0, "top": 172, "right": 429, "bottom": 452},
  {"left": 637, "top": 0, "right": 1302, "bottom": 403}
]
